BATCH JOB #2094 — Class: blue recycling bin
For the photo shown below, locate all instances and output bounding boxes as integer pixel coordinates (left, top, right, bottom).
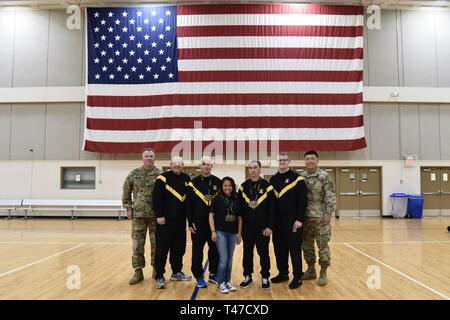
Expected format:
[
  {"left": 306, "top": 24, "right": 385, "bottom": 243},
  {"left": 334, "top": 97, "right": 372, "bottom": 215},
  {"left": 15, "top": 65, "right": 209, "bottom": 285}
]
[
  {"left": 390, "top": 193, "right": 409, "bottom": 218},
  {"left": 407, "top": 195, "right": 424, "bottom": 219}
]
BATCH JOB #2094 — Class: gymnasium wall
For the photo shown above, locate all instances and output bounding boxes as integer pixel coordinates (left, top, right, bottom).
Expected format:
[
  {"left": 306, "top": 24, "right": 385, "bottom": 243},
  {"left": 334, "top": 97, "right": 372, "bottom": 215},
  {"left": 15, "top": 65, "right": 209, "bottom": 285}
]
[
  {"left": 1, "top": 6, "right": 450, "bottom": 215},
  {"left": 0, "top": 158, "right": 447, "bottom": 216}
]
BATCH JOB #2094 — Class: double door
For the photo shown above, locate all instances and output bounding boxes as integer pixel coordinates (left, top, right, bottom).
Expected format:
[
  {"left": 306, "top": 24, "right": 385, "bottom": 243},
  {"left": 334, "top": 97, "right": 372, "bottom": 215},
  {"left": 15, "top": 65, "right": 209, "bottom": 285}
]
[
  {"left": 421, "top": 167, "right": 450, "bottom": 216},
  {"left": 338, "top": 167, "right": 381, "bottom": 217}
]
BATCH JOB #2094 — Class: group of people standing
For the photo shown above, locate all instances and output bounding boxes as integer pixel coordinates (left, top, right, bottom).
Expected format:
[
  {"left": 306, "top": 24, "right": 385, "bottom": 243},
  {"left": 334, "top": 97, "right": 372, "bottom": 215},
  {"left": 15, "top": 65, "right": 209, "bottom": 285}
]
[{"left": 122, "top": 149, "right": 336, "bottom": 294}]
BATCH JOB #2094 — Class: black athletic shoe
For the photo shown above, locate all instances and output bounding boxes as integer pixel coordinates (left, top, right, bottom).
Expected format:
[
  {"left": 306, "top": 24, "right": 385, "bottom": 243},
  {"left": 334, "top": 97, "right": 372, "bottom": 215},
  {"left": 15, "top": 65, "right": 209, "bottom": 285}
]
[
  {"left": 262, "top": 278, "right": 271, "bottom": 290},
  {"left": 288, "top": 278, "right": 303, "bottom": 289},
  {"left": 239, "top": 276, "right": 253, "bottom": 289},
  {"left": 270, "top": 274, "right": 289, "bottom": 283}
]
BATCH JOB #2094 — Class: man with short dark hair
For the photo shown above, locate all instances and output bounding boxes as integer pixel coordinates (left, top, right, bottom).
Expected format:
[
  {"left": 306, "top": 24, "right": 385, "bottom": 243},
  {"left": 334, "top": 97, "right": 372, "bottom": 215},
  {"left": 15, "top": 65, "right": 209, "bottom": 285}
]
[
  {"left": 122, "top": 148, "right": 161, "bottom": 285},
  {"left": 238, "top": 160, "right": 276, "bottom": 290},
  {"left": 301, "top": 150, "right": 336, "bottom": 286}
]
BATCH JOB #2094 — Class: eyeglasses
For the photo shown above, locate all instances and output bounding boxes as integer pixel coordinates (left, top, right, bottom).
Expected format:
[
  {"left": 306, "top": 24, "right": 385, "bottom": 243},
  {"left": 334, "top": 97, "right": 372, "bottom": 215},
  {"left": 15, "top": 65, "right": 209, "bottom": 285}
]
[{"left": 278, "top": 159, "right": 289, "bottom": 162}]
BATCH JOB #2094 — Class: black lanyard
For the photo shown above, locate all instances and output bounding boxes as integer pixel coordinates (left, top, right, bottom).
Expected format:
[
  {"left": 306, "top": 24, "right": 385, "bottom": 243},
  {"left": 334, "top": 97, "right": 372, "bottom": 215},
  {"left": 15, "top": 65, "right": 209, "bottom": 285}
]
[
  {"left": 200, "top": 176, "right": 213, "bottom": 196},
  {"left": 223, "top": 196, "right": 235, "bottom": 215},
  {"left": 249, "top": 179, "right": 261, "bottom": 201}
]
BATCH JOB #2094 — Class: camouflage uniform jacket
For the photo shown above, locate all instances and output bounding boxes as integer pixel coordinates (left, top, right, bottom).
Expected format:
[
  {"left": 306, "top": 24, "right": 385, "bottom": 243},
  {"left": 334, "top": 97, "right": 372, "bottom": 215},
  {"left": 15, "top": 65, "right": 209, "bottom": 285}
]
[
  {"left": 301, "top": 168, "right": 336, "bottom": 219},
  {"left": 122, "top": 166, "right": 162, "bottom": 218}
]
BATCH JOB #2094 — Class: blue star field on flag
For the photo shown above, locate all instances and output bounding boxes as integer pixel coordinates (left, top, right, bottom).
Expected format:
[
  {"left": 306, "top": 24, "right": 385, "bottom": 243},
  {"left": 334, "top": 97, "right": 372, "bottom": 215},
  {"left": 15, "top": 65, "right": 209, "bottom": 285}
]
[{"left": 87, "top": 6, "right": 178, "bottom": 84}]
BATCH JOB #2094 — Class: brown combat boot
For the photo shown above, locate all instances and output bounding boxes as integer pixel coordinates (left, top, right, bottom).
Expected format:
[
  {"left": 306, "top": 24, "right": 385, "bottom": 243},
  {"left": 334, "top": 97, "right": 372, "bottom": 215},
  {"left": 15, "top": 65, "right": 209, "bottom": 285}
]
[
  {"left": 302, "top": 265, "right": 317, "bottom": 280},
  {"left": 129, "top": 269, "right": 144, "bottom": 285},
  {"left": 318, "top": 267, "right": 328, "bottom": 286}
]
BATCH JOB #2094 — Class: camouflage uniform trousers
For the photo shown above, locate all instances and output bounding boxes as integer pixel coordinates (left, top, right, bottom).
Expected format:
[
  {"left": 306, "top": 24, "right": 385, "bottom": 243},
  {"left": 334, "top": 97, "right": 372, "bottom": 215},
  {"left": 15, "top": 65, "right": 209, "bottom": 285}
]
[
  {"left": 302, "top": 217, "right": 331, "bottom": 267},
  {"left": 132, "top": 216, "right": 156, "bottom": 270}
]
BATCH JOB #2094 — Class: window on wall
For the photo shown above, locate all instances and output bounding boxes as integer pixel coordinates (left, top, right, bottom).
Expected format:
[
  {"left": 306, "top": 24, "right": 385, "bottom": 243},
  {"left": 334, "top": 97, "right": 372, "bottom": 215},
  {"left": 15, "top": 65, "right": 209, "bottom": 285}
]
[{"left": 61, "top": 167, "right": 96, "bottom": 189}]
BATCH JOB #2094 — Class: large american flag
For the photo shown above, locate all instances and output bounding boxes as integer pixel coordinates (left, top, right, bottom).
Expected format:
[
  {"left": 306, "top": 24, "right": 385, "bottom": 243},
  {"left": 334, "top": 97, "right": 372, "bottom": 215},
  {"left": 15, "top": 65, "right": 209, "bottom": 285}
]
[{"left": 84, "top": 4, "right": 366, "bottom": 153}]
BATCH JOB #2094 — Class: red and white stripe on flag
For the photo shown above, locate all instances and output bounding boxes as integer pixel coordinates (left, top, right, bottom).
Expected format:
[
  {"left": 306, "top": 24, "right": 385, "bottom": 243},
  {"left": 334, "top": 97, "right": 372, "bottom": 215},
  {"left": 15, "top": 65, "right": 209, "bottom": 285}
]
[{"left": 84, "top": 4, "right": 366, "bottom": 153}]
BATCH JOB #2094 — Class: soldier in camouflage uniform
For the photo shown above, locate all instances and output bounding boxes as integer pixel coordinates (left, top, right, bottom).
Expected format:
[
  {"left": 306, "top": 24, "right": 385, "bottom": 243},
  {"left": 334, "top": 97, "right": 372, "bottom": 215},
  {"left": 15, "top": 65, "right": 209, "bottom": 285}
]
[
  {"left": 122, "top": 148, "right": 162, "bottom": 285},
  {"left": 300, "top": 151, "right": 336, "bottom": 286}
]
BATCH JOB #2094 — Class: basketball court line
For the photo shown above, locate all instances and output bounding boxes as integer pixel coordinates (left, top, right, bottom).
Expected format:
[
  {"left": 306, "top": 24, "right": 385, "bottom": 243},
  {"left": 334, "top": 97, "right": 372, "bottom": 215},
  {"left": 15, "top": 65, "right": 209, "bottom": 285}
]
[
  {"left": 0, "top": 243, "right": 86, "bottom": 279},
  {"left": 0, "top": 241, "right": 131, "bottom": 245},
  {"left": 344, "top": 243, "right": 450, "bottom": 300},
  {"left": 332, "top": 240, "right": 450, "bottom": 245},
  {"left": 0, "top": 240, "right": 449, "bottom": 245},
  {"left": 0, "top": 241, "right": 448, "bottom": 299},
  {"left": 0, "top": 241, "right": 193, "bottom": 245},
  {"left": 190, "top": 260, "right": 209, "bottom": 300}
]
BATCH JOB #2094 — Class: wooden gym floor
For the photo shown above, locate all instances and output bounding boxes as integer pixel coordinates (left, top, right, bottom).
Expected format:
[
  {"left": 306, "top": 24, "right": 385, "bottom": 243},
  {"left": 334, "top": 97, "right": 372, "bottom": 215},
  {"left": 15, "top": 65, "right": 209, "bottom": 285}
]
[{"left": 0, "top": 217, "right": 449, "bottom": 300}]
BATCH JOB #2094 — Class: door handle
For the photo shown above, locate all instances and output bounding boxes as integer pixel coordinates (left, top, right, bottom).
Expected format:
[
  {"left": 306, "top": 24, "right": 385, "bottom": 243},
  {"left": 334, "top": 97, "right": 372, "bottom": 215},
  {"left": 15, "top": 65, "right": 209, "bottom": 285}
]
[
  {"left": 441, "top": 192, "right": 450, "bottom": 195},
  {"left": 422, "top": 192, "right": 439, "bottom": 195},
  {"left": 360, "top": 192, "right": 380, "bottom": 196},
  {"left": 339, "top": 192, "right": 359, "bottom": 196}
]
